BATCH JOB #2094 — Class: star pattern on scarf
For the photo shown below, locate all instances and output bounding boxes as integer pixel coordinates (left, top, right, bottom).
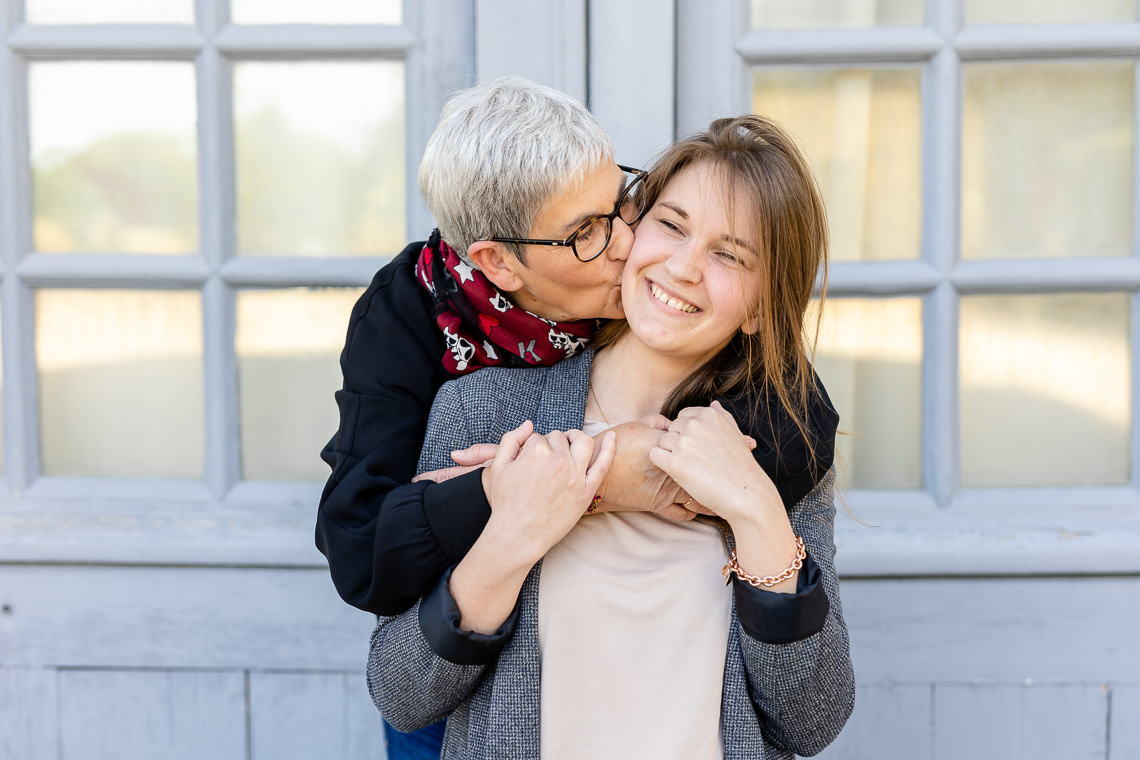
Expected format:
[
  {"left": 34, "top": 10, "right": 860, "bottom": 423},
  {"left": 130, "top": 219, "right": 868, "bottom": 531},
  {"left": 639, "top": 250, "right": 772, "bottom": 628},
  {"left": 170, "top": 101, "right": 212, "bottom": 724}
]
[{"left": 454, "top": 261, "right": 476, "bottom": 284}]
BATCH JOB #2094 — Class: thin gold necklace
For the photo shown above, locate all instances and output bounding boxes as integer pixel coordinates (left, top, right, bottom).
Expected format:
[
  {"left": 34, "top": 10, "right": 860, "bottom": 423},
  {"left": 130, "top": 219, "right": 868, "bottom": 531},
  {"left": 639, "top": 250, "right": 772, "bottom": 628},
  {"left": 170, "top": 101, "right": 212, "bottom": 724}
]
[{"left": 588, "top": 379, "right": 613, "bottom": 426}]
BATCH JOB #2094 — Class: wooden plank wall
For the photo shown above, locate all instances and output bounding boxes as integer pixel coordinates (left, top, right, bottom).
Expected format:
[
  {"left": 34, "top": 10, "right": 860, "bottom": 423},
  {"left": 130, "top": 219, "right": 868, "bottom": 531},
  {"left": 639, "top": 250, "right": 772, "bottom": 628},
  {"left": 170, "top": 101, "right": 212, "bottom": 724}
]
[{"left": 2, "top": 566, "right": 1138, "bottom": 758}]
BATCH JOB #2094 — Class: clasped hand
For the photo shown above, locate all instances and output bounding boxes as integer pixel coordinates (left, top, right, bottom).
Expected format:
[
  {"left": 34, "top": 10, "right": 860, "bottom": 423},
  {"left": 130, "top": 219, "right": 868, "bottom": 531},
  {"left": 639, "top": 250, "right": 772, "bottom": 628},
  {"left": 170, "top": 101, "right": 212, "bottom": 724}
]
[{"left": 480, "top": 420, "right": 615, "bottom": 563}]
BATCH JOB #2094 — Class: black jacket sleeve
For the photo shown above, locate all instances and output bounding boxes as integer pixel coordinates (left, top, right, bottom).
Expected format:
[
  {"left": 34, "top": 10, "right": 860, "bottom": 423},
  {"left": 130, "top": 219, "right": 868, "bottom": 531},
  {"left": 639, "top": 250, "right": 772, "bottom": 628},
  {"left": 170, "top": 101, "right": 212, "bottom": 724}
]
[
  {"left": 718, "top": 371, "right": 839, "bottom": 510},
  {"left": 315, "top": 242, "right": 492, "bottom": 616}
]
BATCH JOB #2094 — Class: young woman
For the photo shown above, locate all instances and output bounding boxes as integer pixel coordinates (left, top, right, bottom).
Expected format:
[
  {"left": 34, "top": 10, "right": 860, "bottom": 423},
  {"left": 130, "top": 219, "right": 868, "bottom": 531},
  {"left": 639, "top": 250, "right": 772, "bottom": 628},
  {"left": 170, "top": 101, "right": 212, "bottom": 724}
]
[{"left": 368, "top": 115, "right": 855, "bottom": 760}]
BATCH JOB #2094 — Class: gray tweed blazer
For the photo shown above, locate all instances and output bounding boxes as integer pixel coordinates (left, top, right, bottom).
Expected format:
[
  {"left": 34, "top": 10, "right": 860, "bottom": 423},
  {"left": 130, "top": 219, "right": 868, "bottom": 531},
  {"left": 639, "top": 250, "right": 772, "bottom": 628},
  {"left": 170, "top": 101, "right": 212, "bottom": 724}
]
[{"left": 367, "top": 350, "right": 854, "bottom": 759}]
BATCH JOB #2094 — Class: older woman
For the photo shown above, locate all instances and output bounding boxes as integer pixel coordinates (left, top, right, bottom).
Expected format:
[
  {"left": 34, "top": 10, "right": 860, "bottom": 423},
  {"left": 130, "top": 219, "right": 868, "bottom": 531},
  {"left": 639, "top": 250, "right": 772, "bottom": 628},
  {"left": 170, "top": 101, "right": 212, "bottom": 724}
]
[{"left": 368, "top": 115, "right": 855, "bottom": 759}]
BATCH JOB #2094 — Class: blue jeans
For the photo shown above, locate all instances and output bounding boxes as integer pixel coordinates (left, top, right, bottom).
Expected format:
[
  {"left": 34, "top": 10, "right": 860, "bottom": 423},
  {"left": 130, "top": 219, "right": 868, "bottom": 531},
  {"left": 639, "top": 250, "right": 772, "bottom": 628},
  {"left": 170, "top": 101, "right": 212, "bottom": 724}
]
[{"left": 384, "top": 718, "right": 445, "bottom": 760}]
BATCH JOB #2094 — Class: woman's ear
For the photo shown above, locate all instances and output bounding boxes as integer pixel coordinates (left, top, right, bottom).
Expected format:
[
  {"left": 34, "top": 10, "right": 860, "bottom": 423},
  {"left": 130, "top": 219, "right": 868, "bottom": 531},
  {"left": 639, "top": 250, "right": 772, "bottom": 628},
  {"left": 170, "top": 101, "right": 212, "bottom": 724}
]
[
  {"left": 467, "top": 241, "right": 525, "bottom": 293},
  {"left": 741, "top": 312, "right": 761, "bottom": 336}
]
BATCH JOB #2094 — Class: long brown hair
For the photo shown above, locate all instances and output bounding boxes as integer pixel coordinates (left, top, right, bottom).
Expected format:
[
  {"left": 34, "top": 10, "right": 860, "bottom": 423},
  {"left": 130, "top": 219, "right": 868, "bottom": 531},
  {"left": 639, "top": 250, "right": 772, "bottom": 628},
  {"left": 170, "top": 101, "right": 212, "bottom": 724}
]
[{"left": 596, "top": 114, "right": 829, "bottom": 462}]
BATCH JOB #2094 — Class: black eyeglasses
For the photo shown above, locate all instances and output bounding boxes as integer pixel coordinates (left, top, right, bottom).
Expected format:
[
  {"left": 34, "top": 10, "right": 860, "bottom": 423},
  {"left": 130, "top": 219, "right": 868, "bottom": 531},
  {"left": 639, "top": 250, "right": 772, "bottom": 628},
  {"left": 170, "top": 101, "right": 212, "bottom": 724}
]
[{"left": 487, "top": 165, "right": 649, "bottom": 263}]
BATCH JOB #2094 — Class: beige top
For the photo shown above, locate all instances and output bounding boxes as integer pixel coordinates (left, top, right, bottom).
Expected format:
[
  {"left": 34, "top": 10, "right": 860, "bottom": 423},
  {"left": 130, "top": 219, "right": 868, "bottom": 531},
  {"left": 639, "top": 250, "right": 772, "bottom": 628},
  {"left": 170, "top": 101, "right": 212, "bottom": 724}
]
[{"left": 537, "top": 419, "right": 733, "bottom": 760}]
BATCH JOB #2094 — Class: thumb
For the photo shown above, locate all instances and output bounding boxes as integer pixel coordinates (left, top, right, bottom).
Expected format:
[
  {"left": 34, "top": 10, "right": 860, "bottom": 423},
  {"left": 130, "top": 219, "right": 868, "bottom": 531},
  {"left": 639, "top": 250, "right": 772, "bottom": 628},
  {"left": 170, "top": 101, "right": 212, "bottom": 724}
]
[{"left": 494, "top": 419, "right": 534, "bottom": 466}]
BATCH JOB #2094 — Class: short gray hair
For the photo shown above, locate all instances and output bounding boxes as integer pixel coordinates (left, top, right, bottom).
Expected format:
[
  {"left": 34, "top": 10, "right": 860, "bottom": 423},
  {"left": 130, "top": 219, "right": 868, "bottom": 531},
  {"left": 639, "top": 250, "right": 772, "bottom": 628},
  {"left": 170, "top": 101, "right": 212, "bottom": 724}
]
[{"left": 418, "top": 76, "right": 615, "bottom": 263}]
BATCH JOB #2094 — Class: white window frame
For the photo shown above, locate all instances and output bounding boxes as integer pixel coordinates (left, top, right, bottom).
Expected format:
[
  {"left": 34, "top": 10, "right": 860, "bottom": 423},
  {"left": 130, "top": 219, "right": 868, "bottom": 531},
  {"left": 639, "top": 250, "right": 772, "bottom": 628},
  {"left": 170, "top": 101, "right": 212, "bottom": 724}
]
[
  {"left": 0, "top": 0, "right": 475, "bottom": 567},
  {"left": 677, "top": 0, "right": 1140, "bottom": 577}
]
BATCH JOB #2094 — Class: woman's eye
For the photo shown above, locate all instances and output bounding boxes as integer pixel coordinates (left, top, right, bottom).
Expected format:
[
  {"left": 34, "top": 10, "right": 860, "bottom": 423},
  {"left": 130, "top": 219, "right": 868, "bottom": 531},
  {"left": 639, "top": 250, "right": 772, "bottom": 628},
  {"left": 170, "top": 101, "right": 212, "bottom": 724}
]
[
  {"left": 658, "top": 218, "right": 682, "bottom": 234},
  {"left": 715, "top": 250, "right": 743, "bottom": 265}
]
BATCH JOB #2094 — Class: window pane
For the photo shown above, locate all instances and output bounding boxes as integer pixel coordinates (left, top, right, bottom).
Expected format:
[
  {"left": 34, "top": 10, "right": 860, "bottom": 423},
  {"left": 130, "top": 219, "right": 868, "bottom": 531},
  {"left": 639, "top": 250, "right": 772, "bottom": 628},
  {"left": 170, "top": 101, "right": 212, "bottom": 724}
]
[
  {"left": 754, "top": 68, "right": 921, "bottom": 262},
  {"left": 751, "top": 0, "right": 922, "bottom": 27},
  {"left": 963, "top": 62, "right": 1133, "bottom": 260},
  {"left": 37, "top": 290, "right": 204, "bottom": 478},
  {"left": 812, "top": 298, "right": 923, "bottom": 489},
  {"left": 234, "top": 62, "right": 406, "bottom": 257},
  {"left": 231, "top": 0, "right": 400, "bottom": 25},
  {"left": 965, "top": 0, "right": 1134, "bottom": 24},
  {"left": 960, "top": 294, "right": 1130, "bottom": 487},
  {"left": 236, "top": 288, "right": 360, "bottom": 480},
  {"left": 29, "top": 62, "right": 198, "bottom": 255},
  {"left": 25, "top": 0, "right": 192, "bottom": 24}
]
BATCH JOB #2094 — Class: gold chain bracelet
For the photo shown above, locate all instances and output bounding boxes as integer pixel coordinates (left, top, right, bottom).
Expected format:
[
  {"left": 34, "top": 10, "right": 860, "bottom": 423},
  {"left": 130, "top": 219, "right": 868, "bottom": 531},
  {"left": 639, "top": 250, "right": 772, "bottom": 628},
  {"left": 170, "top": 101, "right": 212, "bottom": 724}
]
[{"left": 721, "top": 536, "right": 806, "bottom": 588}]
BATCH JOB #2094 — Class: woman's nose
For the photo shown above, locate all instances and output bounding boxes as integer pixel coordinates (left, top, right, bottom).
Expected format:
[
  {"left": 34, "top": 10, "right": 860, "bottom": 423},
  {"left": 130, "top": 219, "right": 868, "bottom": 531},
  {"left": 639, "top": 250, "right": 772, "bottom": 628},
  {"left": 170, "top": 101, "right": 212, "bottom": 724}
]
[{"left": 665, "top": 244, "right": 701, "bottom": 281}]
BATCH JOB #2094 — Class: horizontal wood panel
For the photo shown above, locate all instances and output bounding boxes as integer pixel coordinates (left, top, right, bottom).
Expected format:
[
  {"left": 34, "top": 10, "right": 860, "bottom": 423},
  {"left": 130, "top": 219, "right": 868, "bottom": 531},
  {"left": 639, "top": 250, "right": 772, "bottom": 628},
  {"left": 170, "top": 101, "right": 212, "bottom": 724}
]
[
  {"left": 250, "top": 671, "right": 385, "bottom": 760},
  {"left": 1111, "top": 686, "right": 1140, "bottom": 760},
  {"left": 0, "top": 565, "right": 375, "bottom": 669},
  {"left": 58, "top": 670, "right": 246, "bottom": 760},
  {"left": 0, "top": 668, "right": 58, "bottom": 760},
  {"left": 841, "top": 576, "right": 1140, "bottom": 682},
  {"left": 933, "top": 684, "right": 1107, "bottom": 760},
  {"left": 817, "top": 685, "right": 933, "bottom": 760}
]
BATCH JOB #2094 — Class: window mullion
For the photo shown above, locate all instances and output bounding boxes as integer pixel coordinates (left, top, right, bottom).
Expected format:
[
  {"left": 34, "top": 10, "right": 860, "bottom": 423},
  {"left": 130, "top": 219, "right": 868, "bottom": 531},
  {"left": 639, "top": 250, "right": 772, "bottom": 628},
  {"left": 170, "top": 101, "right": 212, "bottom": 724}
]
[
  {"left": 198, "top": 2, "right": 239, "bottom": 498},
  {"left": 2, "top": 22, "right": 40, "bottom": 493},
  {"left": 924, "top": 0, "right": 963, "bottom": 503},
  {"left": 737, "top": 27, "right": 943, "bottom": 64},
  {"left": 1134, "top": 60, "right": 1140, "bottom": 493},
  {"left": 6, "top": 25, "right": 204, "bottom": 58},
  {"left": 955, "top": 23, "right": 1140, "bottom": 60},
  {"left": 5, "top": 280, "right": 41, "bottom": 492}
]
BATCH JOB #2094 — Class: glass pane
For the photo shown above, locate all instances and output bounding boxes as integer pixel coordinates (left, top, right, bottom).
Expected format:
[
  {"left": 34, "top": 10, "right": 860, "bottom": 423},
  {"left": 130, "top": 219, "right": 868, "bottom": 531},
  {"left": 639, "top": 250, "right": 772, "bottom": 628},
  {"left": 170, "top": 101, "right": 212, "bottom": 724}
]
[
  {"left": 812, "top": 298, "right": 923, "bottom": 489},
  {"left": 754, "top": 68, "right": 921, "bottom": 262},
  {"left": 231, "top": 0, "right": 400, "bottom": 25},
  {"left": 960, "top": 294, "right": 1130, "bottom": 487},
  {"left": 234, "top": 62, "right": 406, "bottom": 257},
  {"left": 25, "top": 0, "right": 192, "bottom": 24},
  {"left": 37, "top": 290, "right": 204, "bottom": 478},
  {"left": 751, "top": 0, "right": 922, "bottom": 27},
  {"left": 29, "top": 62, "right": 198, "bottom": 255},
  {"left": 236, "top": 288, "right": 361, "bottom": 480},
  {"left": 966, "top": 0, "right": 1133, "bottom": 24},
  {"left": 963, "top": 62, "right": 1133, "bottom": 260}
]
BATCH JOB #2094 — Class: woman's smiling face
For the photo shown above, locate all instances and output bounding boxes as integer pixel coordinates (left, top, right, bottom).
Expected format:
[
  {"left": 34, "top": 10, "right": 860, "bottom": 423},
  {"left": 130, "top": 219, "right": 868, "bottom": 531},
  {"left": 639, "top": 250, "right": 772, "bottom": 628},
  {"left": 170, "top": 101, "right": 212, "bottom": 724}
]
[{"left": 621, "top": 161, "right": 764, "bottom": 365}]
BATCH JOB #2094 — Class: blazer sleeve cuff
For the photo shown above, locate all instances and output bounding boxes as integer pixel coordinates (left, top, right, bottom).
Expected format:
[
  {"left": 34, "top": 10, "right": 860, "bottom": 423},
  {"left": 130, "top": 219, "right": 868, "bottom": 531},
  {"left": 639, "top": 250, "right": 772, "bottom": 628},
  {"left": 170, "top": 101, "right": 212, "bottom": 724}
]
[
  {"left": 733, "top": 552, "right": 830, "bottom": 645},
  {"left": 418, "top": 566, "right": 518, "bottom": 666},
  {"left": 422, "top": 470, "right": 493, "bottom": 564}
]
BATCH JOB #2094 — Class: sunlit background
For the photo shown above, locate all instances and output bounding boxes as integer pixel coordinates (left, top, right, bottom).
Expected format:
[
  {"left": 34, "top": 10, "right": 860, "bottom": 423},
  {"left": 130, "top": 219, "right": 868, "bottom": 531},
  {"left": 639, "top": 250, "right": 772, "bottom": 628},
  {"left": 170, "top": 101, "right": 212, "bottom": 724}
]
[{"left": 4, "top": 0, "right": 1135, "bottom": 492}]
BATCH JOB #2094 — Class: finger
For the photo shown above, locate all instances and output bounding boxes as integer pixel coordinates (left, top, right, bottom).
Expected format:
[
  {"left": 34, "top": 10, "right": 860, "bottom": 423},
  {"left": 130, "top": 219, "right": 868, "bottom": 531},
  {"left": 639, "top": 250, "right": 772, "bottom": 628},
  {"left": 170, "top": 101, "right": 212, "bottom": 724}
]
[
  {"left": 542, "top": 429, "right": 570, "bottom": 452},
  {"left": 648, "top": 444, "right": 670, "bottom": 471},
  {"left": 564, "top": 428, "right": 591, "bottom": 445},
  {"left": 656, "top": 503, "right": 698, "bottom": 522},
  {"left": 494, "top": 419, "right": 534, "bottom": 466},
  {"left": 672, "top": 406, "right": 702, "bottom": 421},
  {"left": 688, "top": 500, "right": 716, "bottom": 516},
  {"left": 566, "top": 429, "right": 597, "bottom": 470},
  {"left": 640, "top": 414, "right": 672, "bottom": 431},
  {"left": 451, "top": 442, "right": 500, "bottom": 466},
  {"left": 413, "top": 464, "right": 481, "bottom": 483},
  {"left": 584, "top": 431, "right": 616, "bottom": 495},
  {"left": 710, "top": 400, "right": 743, "bottom": 431},
  {"left": 657, "top": 429, "right": 682, "bottom": 452}
]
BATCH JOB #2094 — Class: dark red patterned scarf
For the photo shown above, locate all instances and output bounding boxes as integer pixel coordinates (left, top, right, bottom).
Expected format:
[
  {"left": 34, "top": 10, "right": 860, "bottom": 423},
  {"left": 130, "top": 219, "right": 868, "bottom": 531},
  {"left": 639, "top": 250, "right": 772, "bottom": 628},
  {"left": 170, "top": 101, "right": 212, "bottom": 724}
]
[{"left": 414, "top": 230, "right": 596, "bottom": 375}]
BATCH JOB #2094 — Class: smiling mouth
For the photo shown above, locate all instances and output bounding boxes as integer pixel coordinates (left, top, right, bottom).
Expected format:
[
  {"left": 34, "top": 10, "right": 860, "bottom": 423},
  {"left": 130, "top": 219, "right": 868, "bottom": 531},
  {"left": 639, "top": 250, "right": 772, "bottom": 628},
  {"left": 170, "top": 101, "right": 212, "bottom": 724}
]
[{"left": 650, "top": 281, "right": 699, "bottom": 313}]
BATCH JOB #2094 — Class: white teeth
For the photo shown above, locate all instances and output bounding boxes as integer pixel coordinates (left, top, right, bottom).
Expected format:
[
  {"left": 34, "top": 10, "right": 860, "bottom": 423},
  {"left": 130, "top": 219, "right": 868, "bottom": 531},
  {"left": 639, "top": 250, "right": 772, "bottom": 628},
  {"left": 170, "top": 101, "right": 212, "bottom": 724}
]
[{"left": 650, "top": 282, "right": 698, "bottom": 313}]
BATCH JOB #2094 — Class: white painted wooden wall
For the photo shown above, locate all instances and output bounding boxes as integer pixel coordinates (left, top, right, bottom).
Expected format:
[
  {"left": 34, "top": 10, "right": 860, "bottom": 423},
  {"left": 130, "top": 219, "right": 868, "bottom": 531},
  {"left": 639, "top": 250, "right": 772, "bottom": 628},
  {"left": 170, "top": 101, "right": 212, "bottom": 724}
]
[{"left": 2, "top": 1, "right": 1139, "bottom": 758}]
